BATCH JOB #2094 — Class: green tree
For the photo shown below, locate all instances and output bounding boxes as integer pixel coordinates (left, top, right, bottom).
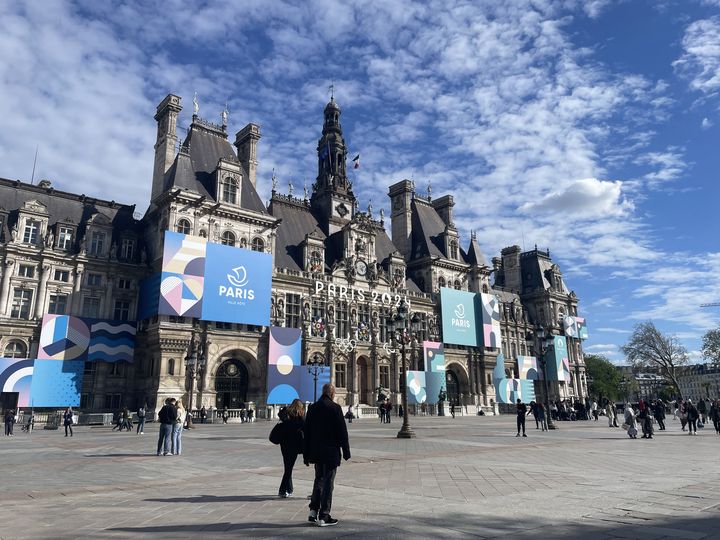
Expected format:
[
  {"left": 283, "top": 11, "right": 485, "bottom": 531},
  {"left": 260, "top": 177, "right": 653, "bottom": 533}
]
[
  {"left": 701, "top": 326, "right": 720, "bottom": 367},
  {"left": 621, "top": 321, "right": 689, "bottom": 399},
  {"left": 585, "top": 354, "right": 622, "bottom": 401}
]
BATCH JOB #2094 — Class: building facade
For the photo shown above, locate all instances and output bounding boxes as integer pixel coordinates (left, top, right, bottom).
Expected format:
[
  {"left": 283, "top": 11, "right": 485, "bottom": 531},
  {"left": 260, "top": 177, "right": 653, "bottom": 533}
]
[{"left": 0, "top": 93, "right": 587, "bottom": 414}]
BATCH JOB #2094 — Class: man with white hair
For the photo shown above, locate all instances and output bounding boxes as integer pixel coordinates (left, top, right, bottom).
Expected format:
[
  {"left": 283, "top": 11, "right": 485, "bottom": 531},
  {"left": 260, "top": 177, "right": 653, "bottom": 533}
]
[{"left": 303, "top": 383, "right": 351, "bottom": 527}]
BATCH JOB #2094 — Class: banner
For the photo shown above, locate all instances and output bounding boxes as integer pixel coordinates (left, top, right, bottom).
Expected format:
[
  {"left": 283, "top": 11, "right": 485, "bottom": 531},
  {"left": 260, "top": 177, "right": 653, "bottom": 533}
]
[
  {"left": 159, "top": 231, "right": 272, "bottom": 326},
  {"left": 517, "top": 356, "right": 539, "bottom": 380},
  {"left": 39, "top": 315, "right": 136, "bottom": 363},
  {"left": 492, "top": 353, "right": 536, "bottom": 404},
  {"left": 406, "top": 371, "right": 427, "bottom": 404},
  {"left": 266, "top": 327, "right": 302, "bottom": 404},
  {"left": 29, "top": 360, "right": 84, "bottom": 407},
  {"left": 479, "top": 293, "right": 501, "bottom": 348},
  {"left": 564, "top": 315, "right": 588, "bottom": 340},
  {"left": 0, "top": 358, "right": 34, "bottom": 407},
  {"left": 440, "top": 288, "right": 478, "bottom": 347},
  {"left": 545, "top": 335, "right": 570, "bottom": 382},
  {"left": 423, "top": 341, "right": 445, "bottom": 372}
]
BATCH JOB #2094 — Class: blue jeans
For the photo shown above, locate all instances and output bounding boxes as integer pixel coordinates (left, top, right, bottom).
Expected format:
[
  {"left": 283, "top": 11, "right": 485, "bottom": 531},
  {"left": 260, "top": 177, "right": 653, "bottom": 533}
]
[
  {"left": 172, "top": 424, "right": 183, "bottom": 455},
  {"left": 136, "top": 417, "right": 145, "bottom": 433},
  {"left": 157, "top": 423, "right": 173, "bottom": 455}
]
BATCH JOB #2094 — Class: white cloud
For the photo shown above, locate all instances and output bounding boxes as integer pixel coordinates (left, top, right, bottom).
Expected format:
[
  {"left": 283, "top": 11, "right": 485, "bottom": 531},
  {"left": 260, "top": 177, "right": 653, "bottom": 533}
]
[
  {"left": 519, "top": 178, "right": 632, "bottom": 218},
  {"left": 674, "top": 17, "right": 720, "bottom": 95},
  {"left": 702, "top": 117, "right": 713, "bottom": 128}
]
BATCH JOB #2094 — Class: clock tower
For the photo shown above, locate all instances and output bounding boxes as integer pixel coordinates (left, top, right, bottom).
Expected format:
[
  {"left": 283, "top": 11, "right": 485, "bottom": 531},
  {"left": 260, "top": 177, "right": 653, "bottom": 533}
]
[{"left": 310, "top": 97, "right": 357, "bottom": 236}]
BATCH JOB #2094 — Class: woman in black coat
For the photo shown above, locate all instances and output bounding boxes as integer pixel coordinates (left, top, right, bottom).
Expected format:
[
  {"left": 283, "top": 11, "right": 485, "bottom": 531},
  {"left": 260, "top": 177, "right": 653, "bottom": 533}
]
[{"left": 276, "top": 399, "right": 305, "bottom": 498}]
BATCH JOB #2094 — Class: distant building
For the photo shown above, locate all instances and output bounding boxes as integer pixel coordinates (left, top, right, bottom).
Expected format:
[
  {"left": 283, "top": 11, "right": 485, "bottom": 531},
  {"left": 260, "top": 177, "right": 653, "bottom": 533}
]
[
  {"left": 0, "top": 93, "right": 588, "bottom": 413},
  {"left": 676, "top": 364, "right": 720, "bottom": 401}
]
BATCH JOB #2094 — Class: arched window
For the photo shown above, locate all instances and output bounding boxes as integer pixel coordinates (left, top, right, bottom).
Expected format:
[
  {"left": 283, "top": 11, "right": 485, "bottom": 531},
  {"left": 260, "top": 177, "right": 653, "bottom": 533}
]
[
  {"left": 251, "top": 237, "right": 264, "bottom": 252},
  {"left": 453, "top": 280, "right": 461, "bottom": 290},
  {"left": 3, "top": 340, "right": 27, "bottom": 358},
  {"left": 221, "top": 231, "right": 236, "bottom": 246},
  {"left": 450, "top": 240, "right": 458, "bottom": 260},
  {"left": 438, "top": 276, "right": 446, "bottom": 289},
  {"left": 198, "top": 229, "right": 207, "bottom": 238},
  {"left": 222, "top": 177, "right": 238, "bottom": 204},
  {"left": 167, "top": 358, "right": 175, "bottom": 376},
  {"left": 176, "top": 219, "right": 191, "bottom": 235},
  {"left": 310, "top": 250, "right": 323, "bottom": 272}
]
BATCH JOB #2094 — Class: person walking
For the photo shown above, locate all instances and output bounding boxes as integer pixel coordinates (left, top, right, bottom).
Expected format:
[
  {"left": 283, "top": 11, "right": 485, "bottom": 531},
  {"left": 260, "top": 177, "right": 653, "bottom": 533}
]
[
  {"left": 653, "top": 400, "right": 666, "bottom": 431},
  {"left": 121, "top": 407, "right": 131, "bottom": 432},
  {"left": 303, "top": 383, "right": 351, "bottom": 527},
  {"left": 172, "top": 401, "right": 185, "bottom": 455},
  {"left": 222, "top": 407, "right": 229, "bottom": 424},
  {"left": 536, "top": 402, "right": 548, "bottom": 432},
  {"left": 698, "top": 398, "right": 708, "bottom": 425},
  {"left": 63, "top": 407, "right": 74, "bottom": 437},
  {"left": 624, "top": 404, "right": 638, "bottom": 439},
  {"left": 384, "top": 400, "right": 393, "bottom": 423},
  {"left": 686, "top": 399, "right": 699, "bottom": 435},
  {"left": 679, "top": 400, "right": 688, "bottom": 431},
  {"left": 200, "top": 406, "right": 207, "bottom": 424},
  {"left": 529, "top": 401, "right": 539, "bottom": 429},
  {"left": 605, "top": 401, "right": 615, "bottom": 428},
  {"left": 275, "top": 399, "right": 305, "bottom": 498},
  {"left": 709, "top": 399, "right": 720, "bottom": 435},
  {"left": 638, "top": 400, "right": 653, "bottom": 439},
  {"left": 378, "top": 402, "right": 385, "bottom": 424},
  {"left": 136, "top": 404, "right": 146, "bottom": 435},
  {"left": 157, "top": 398, "right": 177, "bottom": 456},
  {"left": 591, "top": 399, "right": 599, "bottom": 421},
  {"left": 515, "top": 399, "right": 528, "bottom": 437},
  {"left": 450, "top": 402, "right": 456, "bottom": 419},
  {"left": 4, "top": 408, "right": 15, "bottom": 436}
]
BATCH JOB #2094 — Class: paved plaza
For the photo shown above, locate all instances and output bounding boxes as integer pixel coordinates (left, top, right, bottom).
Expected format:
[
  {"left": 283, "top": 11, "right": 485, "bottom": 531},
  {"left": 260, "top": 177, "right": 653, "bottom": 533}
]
[{"left": 1, "top": 414, "right": 719, "bottom": 539}]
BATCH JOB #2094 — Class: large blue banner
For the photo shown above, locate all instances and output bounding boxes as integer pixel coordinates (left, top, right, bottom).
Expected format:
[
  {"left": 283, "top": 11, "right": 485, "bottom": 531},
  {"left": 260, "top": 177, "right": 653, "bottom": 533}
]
[
  {"left": 202, "top": 242, "right": 272, "bottom": 325},
  {"left": 440, "top": 288, "right": 478, "bottom": 347}
]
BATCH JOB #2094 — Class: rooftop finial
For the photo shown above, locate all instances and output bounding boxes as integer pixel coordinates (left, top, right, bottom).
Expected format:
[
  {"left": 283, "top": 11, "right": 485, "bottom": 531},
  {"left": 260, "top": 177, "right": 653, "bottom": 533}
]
[
  {"left": 367, "top": 200, "right": 373, "bottom": 217},
  {"left": 221, "top": 102, "right": 228, "bottom": 127},
  {"left": 329, "top": 82, "right": 334, "bottom": 101},
  {"left": 427, "top": 180, "right": 432, "bottom": 201},
  {"left": 303, "top": 178, "right": 308, "bottom": 200},
  {"left": 271, "top": 168, "right": 277, "bottom": 192},
  {"left": 471, "top": 229, "right": 477, "bottom": 241},
  {"left": 288, "top": 180, "right": 294, "bottom": 196},
  {"left": 380, "top": 208, "right": 385, "bottom": 223},
  {"left": 193, "top": 92, "right": 199, "bottom": 116}
]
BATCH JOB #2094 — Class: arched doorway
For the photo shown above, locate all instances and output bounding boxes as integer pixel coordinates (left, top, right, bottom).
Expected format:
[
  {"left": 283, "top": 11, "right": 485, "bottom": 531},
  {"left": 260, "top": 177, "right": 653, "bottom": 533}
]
[
  {"left": 357, "top": 356, "right": 371, "bottom": 404},
  {"left": 215, "top": 359, "right": 248, "bottom": 409},
  {"left": 446, "top": 369, "right": 460, "bottom": 405}
]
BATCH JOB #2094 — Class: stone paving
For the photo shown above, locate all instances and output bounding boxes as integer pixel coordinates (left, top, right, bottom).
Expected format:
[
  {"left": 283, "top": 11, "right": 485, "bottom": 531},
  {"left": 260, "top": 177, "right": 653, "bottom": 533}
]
[{"left": 1, "top": 414, "right": 719, "bottom": 539}]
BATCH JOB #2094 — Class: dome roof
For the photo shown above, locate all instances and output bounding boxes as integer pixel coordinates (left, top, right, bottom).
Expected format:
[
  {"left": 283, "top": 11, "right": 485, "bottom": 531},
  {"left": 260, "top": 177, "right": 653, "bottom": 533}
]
[{"left": 324, "top": 97, "right": 340, "bottom": 112}]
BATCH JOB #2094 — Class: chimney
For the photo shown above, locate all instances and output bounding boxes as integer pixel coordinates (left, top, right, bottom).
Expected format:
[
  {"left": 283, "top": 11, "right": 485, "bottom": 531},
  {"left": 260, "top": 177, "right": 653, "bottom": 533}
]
[
  {"left": 151, "top": 94, "right": 182, "bottom": 202},
  {"left": 388, "top": 179, "right": 414, "bottom": 259},
  {"left": 500, "top": 245, "right": 522, "bottom": 293},
  {"left": 432, "top": 195, "right": 454, "bottom": 227},
  {"left": 235, "top": 123, "right": 261, "bottom": 189}
]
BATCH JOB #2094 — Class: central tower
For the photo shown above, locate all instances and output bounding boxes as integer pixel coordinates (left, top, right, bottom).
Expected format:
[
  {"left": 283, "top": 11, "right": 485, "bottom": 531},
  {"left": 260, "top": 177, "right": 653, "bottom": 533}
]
[{"left": 310, "top": 97, "right": 357, "bottom": 235}]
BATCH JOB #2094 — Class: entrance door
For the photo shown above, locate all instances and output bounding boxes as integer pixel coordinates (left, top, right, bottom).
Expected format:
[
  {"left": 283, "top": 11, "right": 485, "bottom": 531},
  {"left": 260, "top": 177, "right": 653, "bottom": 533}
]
[
  {"left": 0, "top": 392, "right": 18, "bottom": 412},
  {"left": 215, "top": 360, "right": 248, "bottom": 409},
  {"left": 446, "top": 370, "right": 460, "bottom": 405},
  {"left": 357, "top": 357, "right": 370, "bottom": 404}
]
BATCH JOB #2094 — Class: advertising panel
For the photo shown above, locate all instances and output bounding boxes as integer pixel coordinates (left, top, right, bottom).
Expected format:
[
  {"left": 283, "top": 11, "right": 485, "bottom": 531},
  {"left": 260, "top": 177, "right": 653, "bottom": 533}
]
[
  {"left": 517, "top": 356, "right": 539, "bottom": 380},
  {"left": 0, "top": 358, "right": 34, "bottom": 407},
  {"left": 29, "top": 359, "right": 84, "bottom": 407},
  {"left": 425, "top": 372, "right": 446, "bottom": 405},
  {"left": 544, "top": 335, "right": 570, "bottom": 382},
  {"left": 479, "top": 293, "right": 501, "bottom": 348},
  {"left": 159, "top": 232, "right": 206, "bottom": 318},
  {"left": 423, "top": 341, "right": 445, "bottom": 372},
  {"left": 266, "top": 327, "right": 302, "bottom": 405},
  {"left": 440, "top": 288, "right": 478, "bottom": 347},
  {"left": 406, "top": 371, "right": 427, "bottom": 404},
  {"left": 38, "top": 315, "right": 136, "bottom": 363},
  {"left": 563, "top": 315, "right": 588, "bottom": 340},
  {"left": 492, "top": 353, "right": 537, "bottom": 404}
]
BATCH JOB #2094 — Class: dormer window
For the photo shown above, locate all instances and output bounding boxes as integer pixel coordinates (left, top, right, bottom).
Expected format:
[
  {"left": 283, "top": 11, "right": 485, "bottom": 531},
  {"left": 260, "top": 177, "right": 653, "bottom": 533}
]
[
  {"left": 310, "top": 250, "right": 323, "bottom": 272},
  {"left": 251, "top": 237, "right": 264, "bottom": 252},
  {"left": 176, "top": 219, "right": 191, "bottom": 235},
  {"left": 23, "top": 220, "right": 40, "bottom": 244},
  {"left": 121, "top": 238, "right": 135, "bottom": 260},
  {"left": 221, "top": 231, "right": 236, "bottom": 246},
  {"left": 89, "top": 231, "right": 106, "bottom": 256},
  {"left": 449, "top": 240, "right": 458, "bottom": 260},
  {"left": 438, "top": 276, "right": 446, "bottom": 289},
  {"left": 221, "top": 177, "right": 238, "bottom": 205},
  {"left": 453, "top": 279, "right": 461, "bottom": 290},
  {"left": 58, "top": 226, "right": 73, "bottom": 250}
]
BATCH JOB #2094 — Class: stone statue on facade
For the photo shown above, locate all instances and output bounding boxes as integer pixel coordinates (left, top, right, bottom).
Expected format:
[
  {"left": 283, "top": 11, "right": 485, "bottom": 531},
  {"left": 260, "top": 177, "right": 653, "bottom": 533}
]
[
  {"left": 140, "top": 247, "right": 147, "bottom": 264},
  {"left": 109, "top": 242, "right": 117, "bottom": 259},
  {"left": 10, "top": 224, "right": 17, "bottom": 242},
  {"left": 221, "top": 105, "right": 228, "bottom": 127},
  {"left": 193, "top": 92, "right": 199, "bottom": 116},
  {"left": 45, "top": 230, "right": 54, "bottom": 248}
]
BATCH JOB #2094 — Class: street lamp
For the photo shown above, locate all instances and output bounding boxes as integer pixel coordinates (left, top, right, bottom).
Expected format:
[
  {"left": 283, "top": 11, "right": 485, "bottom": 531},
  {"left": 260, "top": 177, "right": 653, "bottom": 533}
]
[
  {"left": 307, "top": 352, "right": 325, "bottom": 402},
  {"left": 390, "top": 299, "right": 420, "bottom": 439},
  {"left": 530, "top": 328, "right": 557, "bottom": 430},
  {"left": 184, "top": 326, "right": 207, "bottom": 429}
]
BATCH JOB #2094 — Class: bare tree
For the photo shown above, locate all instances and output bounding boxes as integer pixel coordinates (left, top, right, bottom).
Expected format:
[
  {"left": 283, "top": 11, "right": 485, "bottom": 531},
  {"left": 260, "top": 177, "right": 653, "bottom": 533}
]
[
  {"left": 701, "top": 326, "right": 720, "bottom": 367},
  {"left": 621, "top": 321, "right": 689, "bottom": 399}
]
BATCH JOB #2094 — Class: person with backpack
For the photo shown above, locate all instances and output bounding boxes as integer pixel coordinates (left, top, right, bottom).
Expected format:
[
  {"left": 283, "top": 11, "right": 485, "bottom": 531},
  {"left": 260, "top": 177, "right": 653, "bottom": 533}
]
[
  {"left": 270, "top": 399, "right": 305, "bottom": 498},
  {"left": 4, "top": 408, "right": 16, "bottom": 436},
  {"left": 156, "top": 398, "right": 177, "bottom": 456},
  {"left": 136, "top": 404, "right": 146, "bottom": 435},
  {"left": 686, "top": 399, "right": 699, "bottom": 435},
  {"left": 652, "top": 399, "right": 666, "bottom": 431}
]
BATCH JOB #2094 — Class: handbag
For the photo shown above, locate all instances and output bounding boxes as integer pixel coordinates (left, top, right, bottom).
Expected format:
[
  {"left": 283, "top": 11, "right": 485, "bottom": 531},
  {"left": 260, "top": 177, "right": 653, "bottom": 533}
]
[
  {"left": 269, "top": 422, "right": 283, "bottom": 445},
  {"left": 621, "top": 423, "right": 629, "bottom": 430}
]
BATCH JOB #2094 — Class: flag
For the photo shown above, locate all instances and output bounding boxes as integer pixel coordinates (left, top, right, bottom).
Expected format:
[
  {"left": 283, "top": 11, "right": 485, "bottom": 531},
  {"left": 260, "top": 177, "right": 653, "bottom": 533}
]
[{"left": 352, "top": 154, "right": 360, "bottom": 169}]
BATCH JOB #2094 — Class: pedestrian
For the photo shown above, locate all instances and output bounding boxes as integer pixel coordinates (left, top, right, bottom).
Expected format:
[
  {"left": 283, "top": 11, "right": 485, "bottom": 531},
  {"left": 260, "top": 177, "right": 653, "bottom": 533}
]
[
  {"left": 591, "top": 399, "right": 599, "bottom": 421},
  {"left": 222, "top": 407, "right": 229, "bottom": 424},
  {"left": 529, "top": 401, "right": 539, "bottom": 429},
  {"left": 172, "top": 401, "right": 185, "bottom": 455},
  {"left": 303, "top": 383, "right": 351, "bottom": 527},
  {"left": 200, "top": 406, "right": 207, "bottom": 424},
  {"left": 698, "top": 398, "right": 708, "bottom": 425},
  {"left": 672, "top": 400, "right": 679, "bottom": 421},
  {"left": 605, "top": 401, "right": 615, "bottom": 428},
  {"left": 515, "top": 399, "right": 528, "bottom": 437},
  {"left": 450, "top": 402, "right": 456, "bottom": 419},
  {"left": 398, "top": 404, "right": 404, "bottom": 418},
  {"left": 678, "top": 400, "right": 688, "bottom": 431},
  {"left": 709, "top": 399, "right": 720, "bottom": 434},
  {"left": 121, "top": 407, "right": 131, "bottom": 432},
  {"left": 273, "top": 399, "right": 305, "bottom": 498},
  {"left": 136, "top": 404, "right": 146, "bottom": 435},
  {"left": 157, "top": 397, "right": 177, "bottom": 456},
  {"left": 624, "top": 404, "right": 638, "bottom": 439},
  {"left": 378, "top": 402, "right": 385, "bottom": 423},
  {"left": 344, "top": 407, "right": 355, "bottom": 424},
  {"left": 638, "top": 400, "right": 653, "bottom": 439},
  {"left": 21, "top": 412, "right": 34, "bottom": 434},
  {"left": 111, "top": 409, "right": 123, "bottom": 431},
  {"left": 384, "top": 400, "right": 392, "bottom": 423},
  {"left": 686, "top": 399, "right": 699, "bottom": 435},
  {"left": 247, "top": 408, "right": 254, "bottom": 422},
  {"left": 550, "top": 401, "right": 558, "bottom": 421},
  {"left": 4, "top": 408, "right": 15, "bottom": 436},
  {"left": 63, "top": 407, "right": 74, "bottom": 437},
  {"left": 652, "top": 400, "right": 666, "bottom": 431},
  {"left": 611, "top": 401, "right": 619, "bottom": 427},
  {"left": 536, "top": 402, "right": 548, "bottom": 431}
]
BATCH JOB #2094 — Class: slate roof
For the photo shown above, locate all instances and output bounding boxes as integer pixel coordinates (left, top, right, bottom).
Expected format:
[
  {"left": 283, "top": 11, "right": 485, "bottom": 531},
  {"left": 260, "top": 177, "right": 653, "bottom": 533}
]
[
  {"left": 410, "top": 199, "right": 450, "bottom": 260},
  {"left": 162, "top": 119, "right": 267, "bottom": 214},
  {"left": 466, "top": 236, "right": 488, "bottom": 266},
  {"left": 269, "top": 196, "right": 326, "bottom": 271},
  {"left": 0, "top": 178, "right": 140, "bottom": 245},
  {"left": 520, "top": 251, "right": 570, "bottom": 294}
]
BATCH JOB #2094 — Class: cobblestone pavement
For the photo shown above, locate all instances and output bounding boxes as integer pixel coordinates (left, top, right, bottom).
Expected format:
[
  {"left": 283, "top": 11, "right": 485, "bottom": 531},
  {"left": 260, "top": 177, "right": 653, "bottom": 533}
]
[{"left": 1, "top": 415, "right": 719, "bottom": 539}]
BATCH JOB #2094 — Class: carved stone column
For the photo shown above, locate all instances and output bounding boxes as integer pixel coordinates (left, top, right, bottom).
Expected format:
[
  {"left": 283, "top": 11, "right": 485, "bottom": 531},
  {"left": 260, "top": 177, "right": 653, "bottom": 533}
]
[
  {"left": 34, "top": 263, "right": 51, "bottom": 318},
  {"left": 71, "top": 266, "right": 84, "bottom": 314},
  {"left": 0, "top": 258, "right": 16, "bottom": 314}
]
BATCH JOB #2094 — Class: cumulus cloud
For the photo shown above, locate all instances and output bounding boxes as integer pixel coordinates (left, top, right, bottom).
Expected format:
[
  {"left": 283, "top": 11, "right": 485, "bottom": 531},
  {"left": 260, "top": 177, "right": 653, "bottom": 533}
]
[
  {"left": 702, "top": 117, "right": 713, "bottom": 128},
  {"left": 518, "top": 178, "right": 632, "bottom": 218},
  {"left": 674, "top": 17, "right": 720, "bottom": 95}
]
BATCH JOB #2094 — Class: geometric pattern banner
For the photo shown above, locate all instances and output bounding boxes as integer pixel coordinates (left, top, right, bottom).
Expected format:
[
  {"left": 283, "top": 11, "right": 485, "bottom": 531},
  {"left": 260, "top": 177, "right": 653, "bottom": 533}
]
[
  {"left": 158, "top": 231, "right": 272, "bottom": 326},
  {"left": 423, "top": 341, "right": 445, "bottom": 372},
  {"left": 266, "top": 326, "right": 302, "bottom": 404},
  {"left": 545, "top": 335, "right": 570, "bottom": 382},
  {"left": 479, "top": 293, "right": 501, "bottom": 348},
  {"left": 406, "top": 370, "right": 427, "bottom": 404},
  {"left": 517, "top": 356, "right": 539, "bottom": 380},
  {"left": 492, "top": 353, "right": 537, "bottom": 404},
  {"left": 29, "top": 359, "right": 84, "bottom": 407},
  {"left": 563, "top": 315, "right": 588, "bottom": 340},
  {"left": 38, "top": 315, "right": 136, "bottom": 363},
  {"left": 406, "top": 343, "right": 446, "bottom": 405},
  {"left": 0, "top": 358, "right": 34, "bottom": 407}
]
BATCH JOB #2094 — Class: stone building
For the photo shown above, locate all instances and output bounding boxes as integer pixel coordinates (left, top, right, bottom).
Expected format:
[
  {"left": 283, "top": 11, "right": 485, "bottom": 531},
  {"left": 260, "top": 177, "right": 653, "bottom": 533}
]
[{"left": 0, "top": 93, "right": 587, "bottom": 414}]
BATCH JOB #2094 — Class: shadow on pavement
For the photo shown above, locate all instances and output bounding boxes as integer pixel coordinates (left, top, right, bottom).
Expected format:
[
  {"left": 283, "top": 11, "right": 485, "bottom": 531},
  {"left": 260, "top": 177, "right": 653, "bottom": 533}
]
[{"left": 145, "top": 495, "right": 275, "bottom": 503}]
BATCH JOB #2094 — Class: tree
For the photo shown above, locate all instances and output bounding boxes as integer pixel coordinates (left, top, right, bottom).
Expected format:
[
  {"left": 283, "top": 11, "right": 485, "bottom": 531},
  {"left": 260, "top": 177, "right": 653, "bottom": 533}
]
[
  {"left": 585, "top": 354, "right": 622, "bottom": 401},
  {"left": 701, "top": 326, "right": 720, "bottom": 367},
  {"left": 621, "top": 321, "right": 689, "bottom": 399}
]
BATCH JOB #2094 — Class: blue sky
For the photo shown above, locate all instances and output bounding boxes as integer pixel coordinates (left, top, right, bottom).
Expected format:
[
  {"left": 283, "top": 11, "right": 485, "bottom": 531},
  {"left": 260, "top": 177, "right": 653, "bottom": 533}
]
[{"left": 1, "top": 0, "right": 719, "bottom": 363}]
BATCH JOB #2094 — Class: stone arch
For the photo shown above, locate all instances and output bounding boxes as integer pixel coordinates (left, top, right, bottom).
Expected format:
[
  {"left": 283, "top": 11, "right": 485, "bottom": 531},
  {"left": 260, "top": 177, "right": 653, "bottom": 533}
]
[
  {"left": 445, "top": 362, "right": 470, "bottom": 405},
  {"left": 207, "top": 348, "right": 263, "bottom": 408}
]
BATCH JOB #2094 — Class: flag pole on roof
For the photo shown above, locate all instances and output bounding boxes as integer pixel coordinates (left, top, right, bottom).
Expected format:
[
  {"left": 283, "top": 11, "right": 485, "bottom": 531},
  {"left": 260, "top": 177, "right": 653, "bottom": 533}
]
[{"left": 352, "top": 154, "right": 360, "bottom": 169}]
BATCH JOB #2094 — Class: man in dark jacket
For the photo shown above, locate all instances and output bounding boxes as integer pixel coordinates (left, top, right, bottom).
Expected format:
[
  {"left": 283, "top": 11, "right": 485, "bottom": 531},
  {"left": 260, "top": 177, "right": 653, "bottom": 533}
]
[
  {"left": 303, "top": 383, "right": 350, "bottom": 527},
  {"left": 156, "top": 398, "right": 177, "bottom": 455}
]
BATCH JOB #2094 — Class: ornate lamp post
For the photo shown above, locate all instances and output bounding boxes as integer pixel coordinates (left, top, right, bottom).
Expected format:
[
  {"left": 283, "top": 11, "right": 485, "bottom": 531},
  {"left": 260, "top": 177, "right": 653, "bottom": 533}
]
[
  {"left": 531, "top": 327, "right": 557, "bottom": 430},
  {"left": 307, "top": 352, "right": 325, "bottom": 402},
  {"left": 390, "top": 299, "right": 420, "bottom": 439},
  {"left": 184, "top": 325, "right": 207, "bottom": 429}
]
